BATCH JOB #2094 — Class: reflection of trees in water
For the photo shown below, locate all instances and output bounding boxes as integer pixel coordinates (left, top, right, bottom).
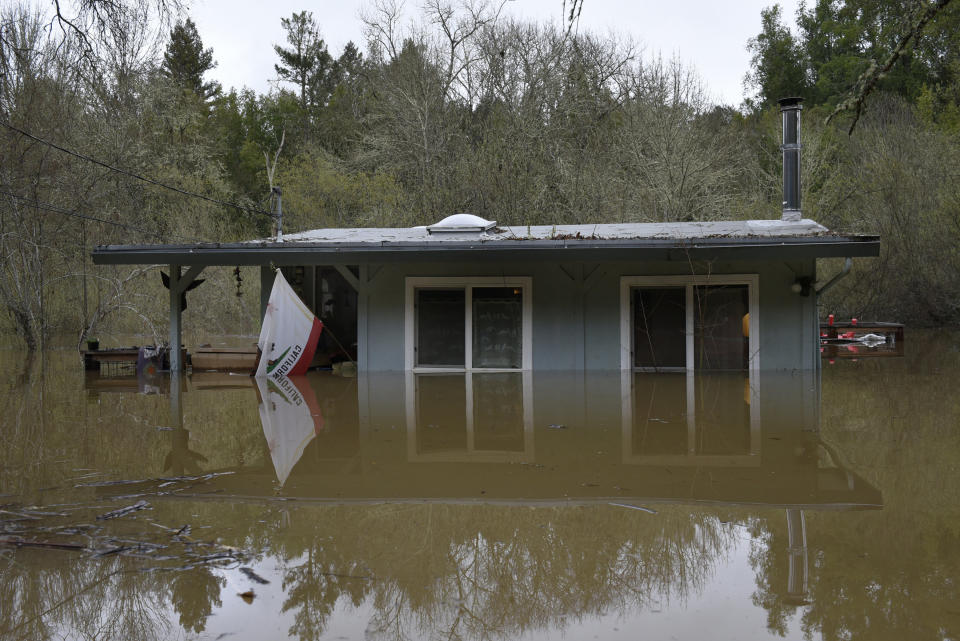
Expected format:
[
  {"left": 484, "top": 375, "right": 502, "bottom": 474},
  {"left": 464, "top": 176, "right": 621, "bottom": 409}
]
[
  {"left": 0, "top": 557, "right": 175, "bottom": 641},
  {"left": 1, "top": 499, "right": 739, "bottom": 641},
  {"left": 0, "top": 494, "right": 265, "bottom": 641},
  {"left": 281, "top": 546, "right": 367, "bottom": 641},
  {"left": 748, "top": 338, "right": 960, "bottom": 640},
  {"left": 750, "top": 509, "right": 960, "bottom": 641},
  {"left": 169, "top": 569, "right": 225, "bottom": 633},
  {"left": 1, "top": 549, "right": 229, "bottom": 640},
  {"left": 273, "top": 504, "right": 739, "bottom": 641}
]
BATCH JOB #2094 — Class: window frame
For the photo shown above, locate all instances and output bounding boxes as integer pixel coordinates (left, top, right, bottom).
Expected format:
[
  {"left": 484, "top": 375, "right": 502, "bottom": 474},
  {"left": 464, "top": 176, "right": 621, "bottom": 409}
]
[
  {"left": 405, "top": 276, "right": 533, "bottom": 372},
  {"left": 619, "top": 274, "right": 759, "bottom": 373}
]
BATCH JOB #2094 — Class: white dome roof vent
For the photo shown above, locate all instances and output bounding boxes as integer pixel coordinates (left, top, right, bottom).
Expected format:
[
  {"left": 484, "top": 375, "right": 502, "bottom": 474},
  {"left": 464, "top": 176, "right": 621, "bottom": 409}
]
[{"left": 426, "top": 213, "right": 496, "bottom": 235}]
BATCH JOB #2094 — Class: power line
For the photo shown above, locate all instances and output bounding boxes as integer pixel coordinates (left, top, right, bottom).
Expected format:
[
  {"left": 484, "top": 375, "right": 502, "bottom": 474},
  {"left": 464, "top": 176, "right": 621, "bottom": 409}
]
[
  {"left": 0, "top": 190, "right": 204, "bottom": 243},
  {"left": 0, "top": 120, "right": 275, "bottom": 220}
]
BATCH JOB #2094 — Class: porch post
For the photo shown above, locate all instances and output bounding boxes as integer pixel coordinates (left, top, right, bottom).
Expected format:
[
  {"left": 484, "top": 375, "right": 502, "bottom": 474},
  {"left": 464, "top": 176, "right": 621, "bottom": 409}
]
[
  {"left": 169, "top": 264, "right": 182, "bottom": 373},
  {"left": 260, "top": 265, "right": 274, "bottom": 323},
  {"left": 357, "top": 264, "right": 369, "bottom": 372},
  {"left": 167, "top": 264, "right": 205, "bottom": 372}
]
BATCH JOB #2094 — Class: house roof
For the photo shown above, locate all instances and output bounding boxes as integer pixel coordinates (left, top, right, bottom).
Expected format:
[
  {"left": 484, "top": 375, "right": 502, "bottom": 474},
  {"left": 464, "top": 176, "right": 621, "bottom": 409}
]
[{"left": 92, "top": 218, "right": 880, "bottom": 266}]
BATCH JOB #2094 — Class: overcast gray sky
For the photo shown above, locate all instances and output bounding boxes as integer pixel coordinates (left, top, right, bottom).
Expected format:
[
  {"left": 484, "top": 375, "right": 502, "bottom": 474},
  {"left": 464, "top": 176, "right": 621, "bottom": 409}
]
[{"left": 190, "top": 0, "right": 800, "bottom": 107}]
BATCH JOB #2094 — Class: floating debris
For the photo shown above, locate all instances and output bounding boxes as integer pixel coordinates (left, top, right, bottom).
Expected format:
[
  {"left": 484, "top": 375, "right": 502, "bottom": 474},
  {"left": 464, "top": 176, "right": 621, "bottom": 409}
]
[
  {"left": 547, "top": 424, "right": 567, "bottom": 430},
  {"left": 0, "top": 537, "right": 86, "bottom": 551},
  {"left": 238, "top": 590, "right": 255, "bottom": 603},
  {"left": 96, "top": 500, "right": 150, "bottom": 521},
  {"left": 240, "top": 567, "right": 271, "bottom": 584},
  {"left": 95, "top": 545, "right": 137, "bottom": 557},
  {"left": 608, "top": 503, "right": 657, "bottom": 514},
  {"left": 77, "top": 471, "right": 235, "bottom": 489}
]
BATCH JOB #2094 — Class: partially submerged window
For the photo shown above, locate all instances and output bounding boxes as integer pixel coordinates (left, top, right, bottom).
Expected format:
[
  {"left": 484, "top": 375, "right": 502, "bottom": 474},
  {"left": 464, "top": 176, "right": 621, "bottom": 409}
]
[
  {"left": 416, "top": 289, "right": 466, "bottom": 367},
  {"left": 633, "top": 288, "right": 686, "bottom": 369},
  {"left": 472, "top": 287, "right": 523, "bottom": 369},
  {"left": 693, "top": 285, "right": 749, "bottom": 371},
  {"left": 407, "top": 278, "right": 531, "bottom": 371},
  {"left": 622, "top": 276, "right": 758, "bottom": 466},
  {"left": 622, "top": 276, "right": 757, "bottom": 372}
]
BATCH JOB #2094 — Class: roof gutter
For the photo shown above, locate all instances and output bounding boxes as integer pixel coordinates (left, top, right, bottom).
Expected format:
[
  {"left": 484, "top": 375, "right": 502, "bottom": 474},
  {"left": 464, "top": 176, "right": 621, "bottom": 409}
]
[{"left": 92, "top": 238, "right": 880, "bottom": 267}]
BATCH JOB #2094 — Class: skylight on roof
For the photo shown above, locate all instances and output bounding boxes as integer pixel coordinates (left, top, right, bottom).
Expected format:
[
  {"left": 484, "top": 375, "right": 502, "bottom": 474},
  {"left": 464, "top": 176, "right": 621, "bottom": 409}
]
[{"left": 426, "top": 214, "right": 496, "bottom": 234}]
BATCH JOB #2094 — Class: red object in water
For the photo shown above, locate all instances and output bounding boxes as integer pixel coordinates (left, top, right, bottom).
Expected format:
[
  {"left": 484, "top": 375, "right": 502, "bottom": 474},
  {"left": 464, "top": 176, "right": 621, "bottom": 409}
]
[
  {"left": 828, "top": 314, "right": 834, "bottom": 326},
  {"left": 839, "top": 331, "right": 856, "bottom": 339}
]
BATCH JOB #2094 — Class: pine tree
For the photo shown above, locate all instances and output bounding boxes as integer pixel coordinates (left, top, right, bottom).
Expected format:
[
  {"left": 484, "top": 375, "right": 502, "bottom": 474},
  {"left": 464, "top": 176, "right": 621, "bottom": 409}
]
[
  {"left": 744, "top": 5, "right": 808, "bottom": 109},
  {"left": 161, "top": 18, "right": 220, "bottom": 101},
  {"left": 274, "top": 11, "right": 334, "bottom": 110},
  {"left": 333, "top": 41, "right": 364, "bottom": 87}
]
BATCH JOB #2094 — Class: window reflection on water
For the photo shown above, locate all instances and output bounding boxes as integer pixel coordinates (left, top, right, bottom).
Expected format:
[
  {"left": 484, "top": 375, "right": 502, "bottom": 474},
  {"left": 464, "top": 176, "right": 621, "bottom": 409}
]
[
  {"left": 625, "top": 372, "right": 758, "bottom": 465},
  {"left": 407, "top": 372, "right": 532, "bottom": 462}
]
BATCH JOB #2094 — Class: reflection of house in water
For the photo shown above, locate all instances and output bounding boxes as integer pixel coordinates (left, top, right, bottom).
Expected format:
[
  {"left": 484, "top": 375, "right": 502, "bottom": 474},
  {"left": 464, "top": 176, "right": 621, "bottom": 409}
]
[
  {"left": 150, "top": 370, "right": 878, "bottom": 512},
  {"left": 150, "top": 369, "right": 877, "bottom": 608},
  {"left": 405, "top": 372, "right": 534, "bottom": 463}
]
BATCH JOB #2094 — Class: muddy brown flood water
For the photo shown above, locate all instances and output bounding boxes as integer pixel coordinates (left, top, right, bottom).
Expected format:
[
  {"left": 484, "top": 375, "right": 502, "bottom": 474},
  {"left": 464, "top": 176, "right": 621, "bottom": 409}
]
[{"left": 1, "top": 330, "right": 959, "bottom": 640}]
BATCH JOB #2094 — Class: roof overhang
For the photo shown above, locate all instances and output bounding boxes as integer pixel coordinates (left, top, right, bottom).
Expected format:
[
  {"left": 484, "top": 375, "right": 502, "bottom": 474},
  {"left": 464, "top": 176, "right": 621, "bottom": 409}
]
[{"left": 93, "top": 235, "right": 880, "bottom": 267}]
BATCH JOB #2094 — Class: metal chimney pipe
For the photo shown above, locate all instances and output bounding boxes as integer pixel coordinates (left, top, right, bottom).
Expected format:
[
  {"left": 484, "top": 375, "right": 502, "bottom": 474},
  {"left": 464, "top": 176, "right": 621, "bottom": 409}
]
[{"left": 779, "top": 97, "right": 804, "bottom": 222}]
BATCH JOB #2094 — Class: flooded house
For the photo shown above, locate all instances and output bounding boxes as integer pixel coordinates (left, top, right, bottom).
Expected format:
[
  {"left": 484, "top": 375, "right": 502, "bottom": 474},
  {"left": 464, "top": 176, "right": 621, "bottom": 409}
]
[
  {"left": 18, "top": 101, "right": 916, "bottom": 640},
  {"left": 89, "top": 98, "right": 881, "bottom": 486},
  {"left": 93, "top": 100, "right": 878, "bottom": 376}
]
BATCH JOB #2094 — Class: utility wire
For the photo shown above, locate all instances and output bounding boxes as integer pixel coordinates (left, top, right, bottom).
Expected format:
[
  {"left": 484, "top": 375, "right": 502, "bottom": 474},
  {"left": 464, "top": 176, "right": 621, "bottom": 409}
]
[
  {"left": 0, "top": 120, "right": 275, "bottom": 220},
  {"left": 0, "top": 190, "right": 204, "bottom": 243}
]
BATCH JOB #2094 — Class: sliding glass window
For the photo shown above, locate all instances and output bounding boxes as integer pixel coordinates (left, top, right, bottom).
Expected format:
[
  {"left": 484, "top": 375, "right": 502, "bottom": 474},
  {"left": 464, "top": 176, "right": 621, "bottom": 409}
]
[
  {"left": 632, "top": 287, "right": 687, "bottom": 370},
  {"left": 416, "top": 289, "right": 466, "bottom": 367},
  {"left": 407, "top": 278, "right": 531, "bottom": 371},
  {"left": 621, "top": 276, "right": 757, "bottom": 372},
  {"left": 693, "top": 285, "right": 750, "bottom": 371}
]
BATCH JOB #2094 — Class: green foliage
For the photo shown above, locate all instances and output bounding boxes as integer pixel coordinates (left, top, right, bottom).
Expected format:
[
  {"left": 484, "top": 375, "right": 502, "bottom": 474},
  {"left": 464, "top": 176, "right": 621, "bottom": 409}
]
[
  {"left": 745, "top": 5, "right": 809, "bottom": 110},
  {"left": 803, "top": 95, "right": 960, "bottom": 324},
  {"left": 274, "top": 11, "right": 335, "bottom": 112},
  {"left": 5, "top": 0, "right": 960, "bottom": 347},
  {"left": 211, "top": 88, "right": 301, "bottom": 200},
  {"left": 278, "top": 147, "right": 410, "bottom": 230},
  {"left": 161, "top": 18, "right": 220, "bottom": 101},
  {"left": 742, "top": 1, "right": 960, "bottom": 324},
  {"left": 746, "top": 0, "right": 960, "bottom": 118}
]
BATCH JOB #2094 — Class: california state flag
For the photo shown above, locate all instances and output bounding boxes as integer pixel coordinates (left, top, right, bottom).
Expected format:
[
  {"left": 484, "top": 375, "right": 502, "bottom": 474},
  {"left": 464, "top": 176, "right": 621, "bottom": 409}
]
[{"left": 255, "top": 270, "right": 323, "bottom": 378}]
